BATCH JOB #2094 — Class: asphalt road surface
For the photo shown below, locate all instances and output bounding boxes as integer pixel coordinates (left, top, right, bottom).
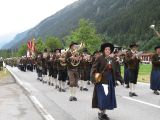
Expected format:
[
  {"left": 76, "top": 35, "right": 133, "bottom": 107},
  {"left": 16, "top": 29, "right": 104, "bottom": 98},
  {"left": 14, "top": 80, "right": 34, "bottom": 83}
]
[
  {"left": 7, "top": 66, "right": 160, "bottom": 120},
  {"left": 0, "top": 70, "right": 43, "bottom": 120}
]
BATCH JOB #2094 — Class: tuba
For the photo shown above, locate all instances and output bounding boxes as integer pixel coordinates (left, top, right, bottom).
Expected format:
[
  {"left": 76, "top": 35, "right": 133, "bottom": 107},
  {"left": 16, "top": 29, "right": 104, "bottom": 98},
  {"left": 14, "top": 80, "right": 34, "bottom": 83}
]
[{"left": 71, "top": 42, "right": 85, "bottom": 67}]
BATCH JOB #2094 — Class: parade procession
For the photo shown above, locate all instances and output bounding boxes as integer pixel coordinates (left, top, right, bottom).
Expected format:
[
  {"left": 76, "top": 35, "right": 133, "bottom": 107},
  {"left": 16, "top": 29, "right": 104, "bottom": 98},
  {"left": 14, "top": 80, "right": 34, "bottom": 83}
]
[
  {"left": 2, "top": 30, "right": 160, "bottom": 120},
  {"left": 1, "top": 0, "right": 160, "bottom": 120}
]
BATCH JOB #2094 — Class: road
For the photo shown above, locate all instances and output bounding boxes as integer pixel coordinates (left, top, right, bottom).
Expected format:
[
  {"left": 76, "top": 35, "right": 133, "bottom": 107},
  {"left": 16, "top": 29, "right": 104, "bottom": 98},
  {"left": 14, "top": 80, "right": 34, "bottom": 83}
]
[
  {"left": 7, "top": 66, "right": 160, "bottom": 120},
  {"left": 0, "top": 70, "right": 43, "bottom": 120}
]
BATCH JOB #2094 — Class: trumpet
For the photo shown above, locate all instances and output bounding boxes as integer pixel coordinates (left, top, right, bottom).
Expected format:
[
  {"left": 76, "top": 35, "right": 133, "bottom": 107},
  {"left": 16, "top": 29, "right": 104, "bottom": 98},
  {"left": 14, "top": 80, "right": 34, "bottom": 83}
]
[
  {"left": 132, "top": 51, "right": 143, "bottom": 59},
  {"left": 150, "top": 24, "right": 160, "bottom": 37},
  {"left": 71, "top": 42, "right": 85, "bottom": 55}
]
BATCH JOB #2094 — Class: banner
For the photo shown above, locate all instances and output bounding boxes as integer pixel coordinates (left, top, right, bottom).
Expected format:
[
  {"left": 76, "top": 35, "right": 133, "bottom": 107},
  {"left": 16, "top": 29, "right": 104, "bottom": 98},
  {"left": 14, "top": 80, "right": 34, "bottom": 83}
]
[{"left": 27, "top": 38, "right": 36, "bottom": 58}]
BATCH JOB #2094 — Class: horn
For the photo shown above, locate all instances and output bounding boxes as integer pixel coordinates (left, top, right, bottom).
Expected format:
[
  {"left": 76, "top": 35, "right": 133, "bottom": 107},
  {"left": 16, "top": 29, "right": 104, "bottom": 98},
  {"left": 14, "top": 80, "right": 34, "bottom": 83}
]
[
  {"left": 150, "top": 24, "right": 155, "bottom": 30},
  {"left": 150, "top": 24, "right": 160, "bottom": 37},
  {"left": 70, "top": 42, "right": 85, "bottom": 67}
]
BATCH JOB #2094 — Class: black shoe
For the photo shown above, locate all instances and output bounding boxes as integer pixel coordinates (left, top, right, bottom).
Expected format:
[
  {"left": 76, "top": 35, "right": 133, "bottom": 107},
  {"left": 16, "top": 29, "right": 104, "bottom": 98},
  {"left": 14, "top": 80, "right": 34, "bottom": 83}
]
[
  {"left": 48, "top": 82, "right": 51, "bottom": 85},
  {"left": 87, "top": 81, "right": 90, "bottom": 85},
  {"left": 59, "top": 88, "right": 62, "bottom": 92},
  {"left": 132, "top": 92, "right": 138, "bottom": 96},
  {"left": 120, "top": 81, "right": 124, "bottom": 85},
  {"left": 61, "top": 89, "right": 66, "bottom": 92},
  {"left": 72, "top": 97, "right": 77, "bottom": 101},
  {"left": 98, "top": 113, "right": 109, "bottom": 120},
  {"left": 55, "top": 85, "right": 59, "bottom": 89},
  {"left": 129, "top": 92, "right": 133, "bottom": 97},
  {"left": 67, "top": 82, "right": 70, "bottom": 85},
  {"left": 154, "top": 91, "right": 159, "bottom": 95},
  {"left": 69, "top": 96, "right": 73, "bottom": 101},
  {"left": 83, "top": 88, "right": 88, "bottom": 91},
  {"left": 80, "top": 87, "right": 83, "bottom": 91},
  {"left": 125, "top": 85, "right": 130, "bottom": 88}
]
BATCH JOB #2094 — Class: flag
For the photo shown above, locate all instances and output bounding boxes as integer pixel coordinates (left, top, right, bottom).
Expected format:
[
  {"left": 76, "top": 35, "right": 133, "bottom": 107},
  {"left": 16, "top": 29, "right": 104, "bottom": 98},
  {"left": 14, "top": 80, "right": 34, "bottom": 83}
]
[
  {"left": 31, "top": 38, "right": 35, "bottom": 52},
  {"left": 27, "top": 40, "right": 32, "bottom": 50}
]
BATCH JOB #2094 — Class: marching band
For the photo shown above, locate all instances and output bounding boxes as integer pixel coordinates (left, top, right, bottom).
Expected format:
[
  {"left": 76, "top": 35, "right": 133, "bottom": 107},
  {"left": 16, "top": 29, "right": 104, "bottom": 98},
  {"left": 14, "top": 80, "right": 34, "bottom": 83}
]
[{"left": 3, "top": 40, "right": 160, "bottom": 120}]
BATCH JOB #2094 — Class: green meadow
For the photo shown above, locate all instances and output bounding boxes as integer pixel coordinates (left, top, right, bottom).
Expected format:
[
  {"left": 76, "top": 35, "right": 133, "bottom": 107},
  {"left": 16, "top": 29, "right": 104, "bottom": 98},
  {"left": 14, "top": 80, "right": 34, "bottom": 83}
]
[{"left": 0, "top": 69, "right": 10, "bottom": 80}]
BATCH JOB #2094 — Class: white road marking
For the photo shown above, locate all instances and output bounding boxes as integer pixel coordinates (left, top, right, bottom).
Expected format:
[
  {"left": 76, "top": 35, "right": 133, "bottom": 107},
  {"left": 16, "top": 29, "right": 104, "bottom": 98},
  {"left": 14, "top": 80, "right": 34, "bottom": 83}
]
[
  {"left": 123, "top": 96, "right": 160, "bottom": 109},
  {"left": 7, "top": 67, "right": 55, "bottom": 120},
  {"left": 30, "top": 95, "right": 55, "bottom": 120},
  {"left": 25, "top": 82, "right": 38, "bottom": 92}
]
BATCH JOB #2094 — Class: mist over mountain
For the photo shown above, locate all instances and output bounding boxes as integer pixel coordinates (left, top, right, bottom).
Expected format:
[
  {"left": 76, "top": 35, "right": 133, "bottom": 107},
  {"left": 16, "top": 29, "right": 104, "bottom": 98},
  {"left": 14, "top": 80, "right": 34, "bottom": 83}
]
[
  {"left": 0, "top": 33, "right": 16, "bottom": 49},
  {"left": 2, "top": 0, "right": 160, "bottom": 50}
]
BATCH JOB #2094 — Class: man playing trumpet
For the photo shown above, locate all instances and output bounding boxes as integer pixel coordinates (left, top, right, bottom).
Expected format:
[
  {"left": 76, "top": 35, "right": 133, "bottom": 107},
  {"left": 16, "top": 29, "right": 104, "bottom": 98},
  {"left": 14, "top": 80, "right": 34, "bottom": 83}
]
[
  {"left": 57, "top": 49, "right": 68, "bottom": 92},
  {"left": 65, "top": 42, "right": 81, "bottom": 101},
  {"left": 79, "top": 48, "right": 92, "bottom": 91},
  {"left": 125, "top": 43, "right": 142, "bottom": 97}
]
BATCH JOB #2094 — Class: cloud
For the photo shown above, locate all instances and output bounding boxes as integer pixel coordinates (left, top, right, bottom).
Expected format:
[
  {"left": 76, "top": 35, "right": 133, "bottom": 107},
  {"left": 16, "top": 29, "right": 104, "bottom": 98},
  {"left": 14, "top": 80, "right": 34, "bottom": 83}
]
[{"left": 0, "top": 0, "right": 77, "bottom": 36}]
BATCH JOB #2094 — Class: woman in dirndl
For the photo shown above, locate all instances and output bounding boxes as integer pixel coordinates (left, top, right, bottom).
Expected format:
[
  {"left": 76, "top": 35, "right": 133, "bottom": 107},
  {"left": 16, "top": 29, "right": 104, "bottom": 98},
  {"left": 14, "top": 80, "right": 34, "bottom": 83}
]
[
  {"left": 150, "top": 45, "right": 160, "bottom": 95},
  {"left": 91, "top": 43, "right": 117, "bottom": 120}
]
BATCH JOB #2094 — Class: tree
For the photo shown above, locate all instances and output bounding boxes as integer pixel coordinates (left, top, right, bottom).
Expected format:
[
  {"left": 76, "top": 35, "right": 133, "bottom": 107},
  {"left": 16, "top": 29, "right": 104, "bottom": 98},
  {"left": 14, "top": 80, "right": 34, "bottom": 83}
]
[
  {"left": 66, "top": 19, "right": 102, "bottom": 54},
  {"left": 45, "top": 36, "right": 63, "bottom": 51},
  {"left": 17, "top": 43, "right": 27, "bottom": 57},
  {"left": 35, "top": 37, "right": 46, "bottom": 53}
]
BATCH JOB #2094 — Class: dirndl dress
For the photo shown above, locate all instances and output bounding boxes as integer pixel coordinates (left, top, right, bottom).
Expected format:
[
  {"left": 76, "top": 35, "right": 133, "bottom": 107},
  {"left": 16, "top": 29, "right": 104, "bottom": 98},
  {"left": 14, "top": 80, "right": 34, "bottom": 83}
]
[
  {"left": 96, "top": 72, "right": 117, "bottom": 110},
  {"left": 150, "top": 70, "right": 160, "bottom": 91}
]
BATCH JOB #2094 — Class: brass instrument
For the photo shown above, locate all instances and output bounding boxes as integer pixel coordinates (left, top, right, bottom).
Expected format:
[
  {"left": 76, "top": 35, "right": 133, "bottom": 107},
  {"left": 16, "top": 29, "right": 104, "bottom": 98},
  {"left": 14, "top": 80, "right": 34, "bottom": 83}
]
[
  {"left": 59, "top": 48, "right": 69, "bottom": 66},
  {"left": 43, "top": 52, "right": 48, "bottom": 59},
  {"left": 70, "top": 42, "right": 85, "bottom": 67},
  {"left": 132, "top": 51, "right": 143, "bottom": 58},
  {"left": 150, "top": 24, "right": 160, "bottom": 37}
]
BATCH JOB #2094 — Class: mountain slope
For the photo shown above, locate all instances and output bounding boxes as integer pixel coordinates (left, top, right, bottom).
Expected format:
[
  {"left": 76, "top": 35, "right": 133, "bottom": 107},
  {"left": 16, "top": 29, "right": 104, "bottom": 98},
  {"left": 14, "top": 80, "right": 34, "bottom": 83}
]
[{"left": 3, "top": 0, "right": 160, "bottom": 50}]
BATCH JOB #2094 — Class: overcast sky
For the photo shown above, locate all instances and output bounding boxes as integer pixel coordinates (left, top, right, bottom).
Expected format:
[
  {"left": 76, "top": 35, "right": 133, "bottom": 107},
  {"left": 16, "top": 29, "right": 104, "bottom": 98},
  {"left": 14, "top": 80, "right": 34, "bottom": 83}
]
[{"left": 0, "top": 0, "right": 78, "bottom": 37}]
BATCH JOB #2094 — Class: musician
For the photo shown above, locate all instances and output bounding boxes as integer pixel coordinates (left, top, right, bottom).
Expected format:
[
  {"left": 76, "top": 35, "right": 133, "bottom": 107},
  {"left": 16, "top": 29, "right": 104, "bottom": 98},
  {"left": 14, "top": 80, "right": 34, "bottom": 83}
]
[
  {"left": 57, "top": 51, "right": 68, "bottom": 92},
  {"left": 113, "top": 49, "right": 124, "bottom": 86},
  {"left": 125, "top": 43, "right": 141, "bottom": 97},
  {"left": 26, "top": 57, "right": 34, "bottom": 72},
  {"left": 92, "top": 51, "right": 101, "bottom": 62},
  {"left": 52, "top": 49, "right": 61, "bottom": 89},
  {"left": 36, "top": 53, "right": 43, "bottom": 81},
  {"left": 123, "top": 50, "right": 130, "bottom": 88},
  {"left": 91, "top": 43, "right": 117, "bottom": 120},
  {"left": 47, "top": 51, "right": 54, "bottom": 86},
  {"left": 42, "top": 48, "right": 48, "bottom": 84},
  {"left": 79, "top": 48, "right": 91, "bottom": 91},
  {"left": 19, "top": 57, "right": 27, "bottom": 72},
  {"left": 0, "top": 57, "right": 3, "bottom": 71},
  {"left": 150, "top": 46, "right": 160, "bottom": 95},
  {"left": 66, "top": 42, "right": 79, "bottom": 101}
]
